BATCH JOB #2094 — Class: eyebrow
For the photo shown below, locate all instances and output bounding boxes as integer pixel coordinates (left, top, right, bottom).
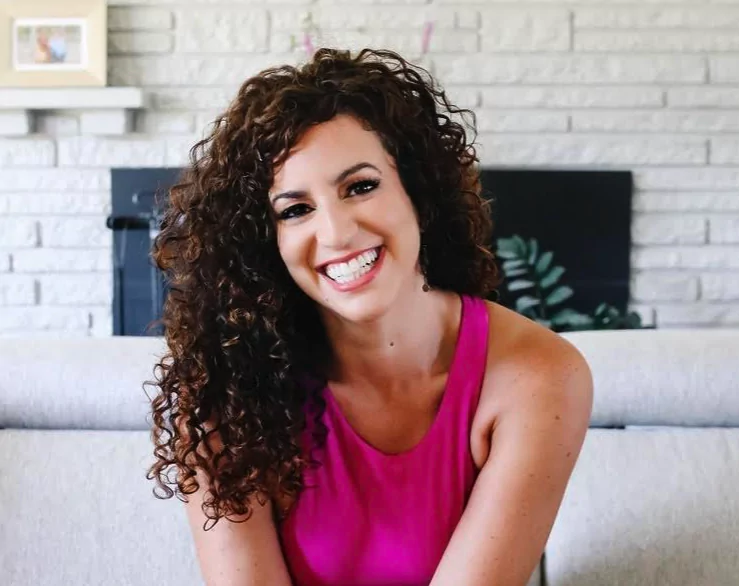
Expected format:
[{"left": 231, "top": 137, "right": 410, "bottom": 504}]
[{"left": 269, "top": 162, "right": 381, "bottom": 205}]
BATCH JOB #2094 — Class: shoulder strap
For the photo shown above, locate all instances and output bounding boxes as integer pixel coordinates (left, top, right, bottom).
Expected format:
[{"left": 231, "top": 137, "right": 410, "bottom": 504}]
[{"left": 443, "top": 295, "right": 490, "bottom": 421}]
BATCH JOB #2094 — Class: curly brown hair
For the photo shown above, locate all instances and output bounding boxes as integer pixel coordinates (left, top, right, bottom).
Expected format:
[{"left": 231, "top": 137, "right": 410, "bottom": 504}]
[{"left": 145, "top": 47, "right": 500, "bottom": 531}]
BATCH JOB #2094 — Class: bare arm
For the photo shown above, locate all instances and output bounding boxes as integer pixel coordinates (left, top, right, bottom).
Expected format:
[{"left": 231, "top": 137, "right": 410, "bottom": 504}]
[
  {"left": 179, "top": 420, "right": 293, "bottom": 586},
  {"left": 430, "top": 334, "right": 593, "bottom": 586},
  {"left": 183, "top": 472, "right": 293, "bottom": 586}
]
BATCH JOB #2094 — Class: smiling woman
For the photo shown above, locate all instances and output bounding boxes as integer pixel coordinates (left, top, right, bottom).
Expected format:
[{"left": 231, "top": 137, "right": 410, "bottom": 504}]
[
  {"left": 270, "top": 115, "right": 426, "bottom": 324},
  {"left": 145, "top": 48, "right": 593, "bottom": 586}
]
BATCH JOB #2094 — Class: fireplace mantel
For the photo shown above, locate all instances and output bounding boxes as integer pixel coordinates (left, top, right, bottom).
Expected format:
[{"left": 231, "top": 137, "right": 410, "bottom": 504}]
[{"left": 0, "top": 87, "right": 145, "bottom": 136}]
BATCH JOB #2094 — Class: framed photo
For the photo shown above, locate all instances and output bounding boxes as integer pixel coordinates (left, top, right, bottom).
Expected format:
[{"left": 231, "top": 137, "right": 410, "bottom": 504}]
[{"left": 0, "top": 0, "right": 106, "bottom": 87}]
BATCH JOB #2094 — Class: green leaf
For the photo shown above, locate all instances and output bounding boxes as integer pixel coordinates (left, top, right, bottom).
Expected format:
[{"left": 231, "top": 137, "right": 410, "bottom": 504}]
[
  {"left": 527, "top": 238, "right": 539, "bottom": 266},
  {"left": 540, "top": 266, "right": 565, "bottom": 289},
  {"left": 551, "top": 309, "right": 592, "bottom": 328},
  {"left": 625, "top": 313, "right": 643, "bottom": 328},
  {"left": 496, "top": 237, "right": 519, "bottom": 255},
  {"left": 505, "top": 267, "right": 529, "bottom": 278},
  {"left": 508, "top": 279, "right": 535, "bottom": 292},
  {"left": 593, "top": 303, "right": 620, "bottom": 325},
  {"left": 503, "top": 259, "right": 526, "bottom": 271},
  {"left": 545, "top": 285, "right": 574, "bottom": 307},
  {"left": 535, "top": 251, "right": 554, "bottom": 275},
  {"left": 512, "top": 235, "right": 528, "bottom": 257},
  {"left": 606, "top": 308, "right": 619, "bottom": 320},
  {"left": 550, "top": 308, "right": 580, "bottom": 321},
  {"left": 516, "top": 295, "right": 540, "bottom": 313},
  {"left": 496, "top": 249, "right": 519, "bottom": 260},
  {"left": 536, "top": 319, "right": 552, "bottom": 328}
]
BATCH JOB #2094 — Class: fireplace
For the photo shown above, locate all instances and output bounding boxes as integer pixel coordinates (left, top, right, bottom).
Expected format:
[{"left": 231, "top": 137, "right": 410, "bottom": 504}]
[
  {"left": 483, "top": 169, "right": 633, "bottom": 318},
  {"left": 108, "top": 168, "right": 179, "bottom": 337},
  {"left": 107, "top": 168, "right": 633, "bottom": 336}
]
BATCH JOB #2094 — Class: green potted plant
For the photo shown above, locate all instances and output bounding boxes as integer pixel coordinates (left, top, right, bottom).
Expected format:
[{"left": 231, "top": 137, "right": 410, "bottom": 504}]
[{"left": 496, "top": 235, "right": 645, "bottom": 332}]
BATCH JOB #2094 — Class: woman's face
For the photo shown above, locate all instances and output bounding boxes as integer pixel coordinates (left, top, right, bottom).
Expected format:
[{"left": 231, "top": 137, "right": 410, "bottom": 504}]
[{"left": 270, "top": 114, "right": 424, "bottom": 323}]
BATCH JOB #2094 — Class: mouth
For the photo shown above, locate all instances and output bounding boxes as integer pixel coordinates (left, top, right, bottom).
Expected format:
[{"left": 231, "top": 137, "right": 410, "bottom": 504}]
[{"left": 319, "top": 246, "right": 383, "bottom": 286}]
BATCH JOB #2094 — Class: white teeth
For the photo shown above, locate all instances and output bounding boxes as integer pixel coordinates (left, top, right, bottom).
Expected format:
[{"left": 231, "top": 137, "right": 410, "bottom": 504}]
[{"left": 324, "top": 248, "right": 379, "bottom": 284}]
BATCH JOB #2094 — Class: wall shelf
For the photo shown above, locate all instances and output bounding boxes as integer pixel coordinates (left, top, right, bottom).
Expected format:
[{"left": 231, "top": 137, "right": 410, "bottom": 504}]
[{"left": 0, "top": 87, "right": 145, "bottom": 135}]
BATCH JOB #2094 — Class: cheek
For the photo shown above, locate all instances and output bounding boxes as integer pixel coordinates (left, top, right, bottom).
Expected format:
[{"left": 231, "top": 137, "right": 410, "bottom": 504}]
[
  {"left": 371, "top": 187, "right": 417, "bottom": 229},
  {"left": 276, "top": 228, "right": 312, "bottom": 277},
  {"left": 276, "top": 230, "right": 299, "bottom": 269},
  {"left": 381, "top": 194, "right": 420, "bottom": 245}
]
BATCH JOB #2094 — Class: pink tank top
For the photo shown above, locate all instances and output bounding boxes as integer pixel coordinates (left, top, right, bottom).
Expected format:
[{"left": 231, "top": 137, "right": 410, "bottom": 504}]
[{"left": 279, "top": 295, "right": 490, "bottom": 586}]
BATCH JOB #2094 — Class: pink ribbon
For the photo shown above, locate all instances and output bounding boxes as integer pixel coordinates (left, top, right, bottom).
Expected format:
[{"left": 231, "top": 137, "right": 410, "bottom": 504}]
[{"left": 421, "top": 21, "right": 434, "bottom": 55}]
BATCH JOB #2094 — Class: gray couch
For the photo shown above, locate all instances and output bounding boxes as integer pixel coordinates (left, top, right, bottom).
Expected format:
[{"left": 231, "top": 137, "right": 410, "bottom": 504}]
[{"left": 1, "top": 329, "right": 738, "bottom": 586}]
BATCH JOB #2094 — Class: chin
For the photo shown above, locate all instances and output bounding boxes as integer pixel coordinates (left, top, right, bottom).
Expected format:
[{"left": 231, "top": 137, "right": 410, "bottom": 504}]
[
  {"left": 323, "top": 293, "right": 394, "bottom": 324},
  {"left": 309, "top": 275, "right": 409, "bottom": 325}
]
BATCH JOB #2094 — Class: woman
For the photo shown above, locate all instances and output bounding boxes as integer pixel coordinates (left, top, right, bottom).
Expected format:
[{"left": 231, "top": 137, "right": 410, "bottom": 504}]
[{"left": 147, "top": 48, "right": 593, "bottom": 586}]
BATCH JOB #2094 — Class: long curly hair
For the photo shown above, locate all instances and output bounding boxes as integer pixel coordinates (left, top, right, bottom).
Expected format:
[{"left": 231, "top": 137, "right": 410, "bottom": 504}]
[{"left": 145, "top": 47, "right": 500, "bottom": 531}]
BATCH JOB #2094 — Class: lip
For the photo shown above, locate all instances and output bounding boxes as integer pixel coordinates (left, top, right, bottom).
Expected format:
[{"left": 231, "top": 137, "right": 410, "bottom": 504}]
[
  {"left": 320, "top": 246, "right": 385, "bottom": 293},
  {"left": 315, "top": 246, "right": 382, "bottom": 272}
]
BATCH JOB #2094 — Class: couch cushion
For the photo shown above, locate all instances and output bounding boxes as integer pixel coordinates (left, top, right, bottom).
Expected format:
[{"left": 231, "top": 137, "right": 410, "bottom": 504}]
[
  {"left": 544, "top": 427, "right": 739, "bottom": 586},
  {"left": 0, "top": 429, "right": 202, "bottom": 586},
  {"left": 561, "top": 329, "right": 739, "bottom": 427},
  {"left": 0, "top": 428, "right": 542, "bottom": 586},
  {"left": 0, "top": 336, "right": 166, "bottom": 430},
  {"left": 3, "top": 329, "right": 738, "bottom": 430}
]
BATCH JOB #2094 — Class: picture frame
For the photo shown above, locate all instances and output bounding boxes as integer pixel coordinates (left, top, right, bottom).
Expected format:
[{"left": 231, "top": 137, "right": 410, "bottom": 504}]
[{"left": 0, "top": 0, "right": 106, "bottom": 87}]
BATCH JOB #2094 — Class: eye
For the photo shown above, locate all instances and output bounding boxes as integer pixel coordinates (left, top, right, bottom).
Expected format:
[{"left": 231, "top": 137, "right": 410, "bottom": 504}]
[
  {"left": 347, "top": 179, "right": 379, "bottom": 197},
  {"left": 277, "top": 203, "right": 312, "bottom": 221}
]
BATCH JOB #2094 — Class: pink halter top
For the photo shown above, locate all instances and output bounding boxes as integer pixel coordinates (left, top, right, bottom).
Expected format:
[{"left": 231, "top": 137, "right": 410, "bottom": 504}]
[{"left": 279, "top": 295, "right": 490, "bottom": 586}]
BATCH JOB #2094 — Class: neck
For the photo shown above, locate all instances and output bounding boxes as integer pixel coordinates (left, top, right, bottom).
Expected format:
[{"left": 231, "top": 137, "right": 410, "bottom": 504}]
[{"left": 322, "top": 288, "right": 462, "bottom": 399}]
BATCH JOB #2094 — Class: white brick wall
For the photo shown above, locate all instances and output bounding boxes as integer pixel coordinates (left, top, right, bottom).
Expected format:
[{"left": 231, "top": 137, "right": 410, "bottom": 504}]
[
  {"left": 0, "top": 275, "right": 36, "bottom": 305},
  {"left": 480, "top": 9, "right": 571, "bottom": 52},
  {"left": 176, "top": 10, "right": 268, "bottom": 53},
  {"left": 109, "top": 7, "right": 173, "bottom": 31},
  {"left": 0, "top": 139, "right": 56, "bottom": 167},
  {"left": 2, "top": 0, "right": 739, "bottom": 336},
  {"left": 0, "top": 112, "right": 31, "bottom": 136}
]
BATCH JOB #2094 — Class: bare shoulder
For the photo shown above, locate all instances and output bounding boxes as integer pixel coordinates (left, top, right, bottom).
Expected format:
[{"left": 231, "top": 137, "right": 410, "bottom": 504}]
[{"left": 470, "top": 301, "right": 593, "bottom": 466}]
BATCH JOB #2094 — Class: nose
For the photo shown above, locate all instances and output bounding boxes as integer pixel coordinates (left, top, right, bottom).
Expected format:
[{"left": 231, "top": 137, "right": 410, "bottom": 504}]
[{"left": 315, "top": 201, "right": 358, "bottom": 250}]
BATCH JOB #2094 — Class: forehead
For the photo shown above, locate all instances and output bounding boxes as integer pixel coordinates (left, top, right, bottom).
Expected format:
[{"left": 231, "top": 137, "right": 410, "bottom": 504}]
[{"left": 271, "top": 115, "right": 389, "bottom": 189}]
